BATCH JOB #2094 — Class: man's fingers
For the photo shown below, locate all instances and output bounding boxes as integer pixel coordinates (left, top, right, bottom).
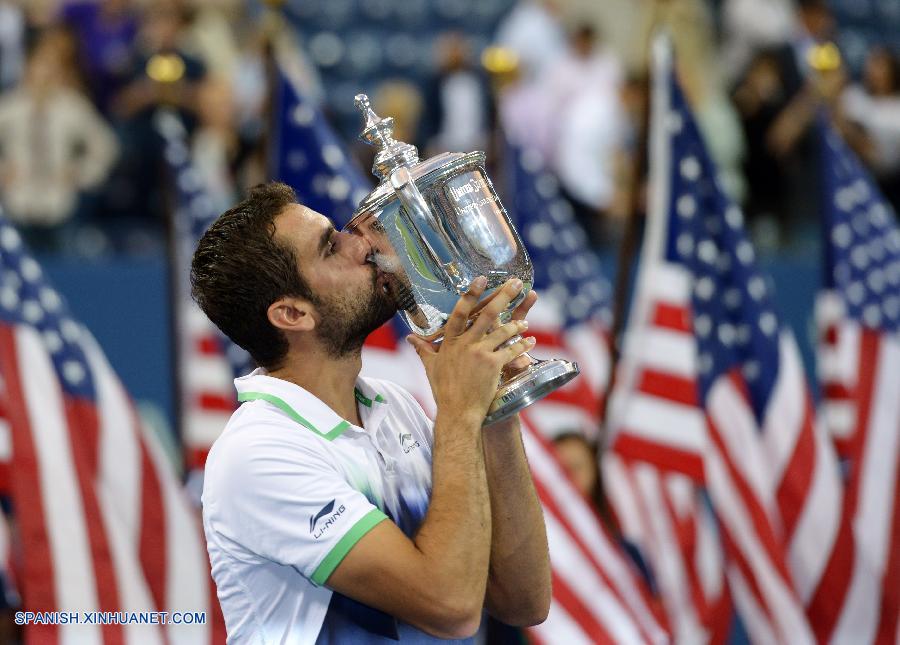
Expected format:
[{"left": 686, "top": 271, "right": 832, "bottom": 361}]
[
  {"left": 503, "top": 354, "right": 532, "bottom": 375},
  {"left": 509, "top": 290, "right": 538, "bottom": 322},
  {"left": 406, "top": 334, "right": 437, "bottom": 362},
  {"left": 445, "top": 276, "right": 487, "bottom": 337},
  {"left": 470, "top": 279, "right": 524, "bottom": 336},
  {"left": 496, "top": 335, "right": 536, "bottom": 365},
  {"left": 484, "top": 319, "right": 528, "bottom": 350}
]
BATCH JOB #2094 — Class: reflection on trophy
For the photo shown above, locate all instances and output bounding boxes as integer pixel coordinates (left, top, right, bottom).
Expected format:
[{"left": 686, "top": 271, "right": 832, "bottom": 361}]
[{"left": 345, "top": 94, "right": 580, "bottom": 425}]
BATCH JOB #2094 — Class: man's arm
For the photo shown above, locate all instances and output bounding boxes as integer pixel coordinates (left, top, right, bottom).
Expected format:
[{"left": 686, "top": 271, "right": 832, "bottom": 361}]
[
  {"left": 482, "top": 414, "right": 552, "bottom": 626},
  {"left": 326, "top": 411, "right": 491, "bottom": 639},
  {"left": 325, "top": 278, "right": 536, "bottom": 639}
]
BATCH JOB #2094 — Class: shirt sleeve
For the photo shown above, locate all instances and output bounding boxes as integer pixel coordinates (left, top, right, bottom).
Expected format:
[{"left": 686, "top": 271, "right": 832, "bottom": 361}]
[{"left": 204, "top": 424, "right": 388, "bottom": 587}]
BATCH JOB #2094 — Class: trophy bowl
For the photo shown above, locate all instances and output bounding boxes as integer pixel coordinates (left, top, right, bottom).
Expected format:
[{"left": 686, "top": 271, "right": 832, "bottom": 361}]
[{"left": 344, "top": 95, "right": 579, "bottom": 425}]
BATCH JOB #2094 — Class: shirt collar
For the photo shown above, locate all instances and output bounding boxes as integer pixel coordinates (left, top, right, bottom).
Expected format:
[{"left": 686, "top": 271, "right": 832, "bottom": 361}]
[{"left": 233, "top": 368, "right": 389, "bottom": 441}]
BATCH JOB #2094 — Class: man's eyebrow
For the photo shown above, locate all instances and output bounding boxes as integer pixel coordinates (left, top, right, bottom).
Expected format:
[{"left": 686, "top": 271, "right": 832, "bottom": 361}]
[{"left": 317, "top": 222, "right": 336, "bottom": 255}]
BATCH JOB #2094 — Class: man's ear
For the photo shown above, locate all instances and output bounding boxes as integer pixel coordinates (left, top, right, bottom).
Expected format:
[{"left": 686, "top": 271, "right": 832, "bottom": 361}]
[{"left": 267, "top": 296, "right": 316, "bottom": 333}]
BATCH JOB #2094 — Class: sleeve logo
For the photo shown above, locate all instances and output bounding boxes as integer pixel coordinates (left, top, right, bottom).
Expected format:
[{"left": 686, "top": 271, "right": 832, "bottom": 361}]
[{"left": 309, "top": 499, "right": 346, "bottom": 539}]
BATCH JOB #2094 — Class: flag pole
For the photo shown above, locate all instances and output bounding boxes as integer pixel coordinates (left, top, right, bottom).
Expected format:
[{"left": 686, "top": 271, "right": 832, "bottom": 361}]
[
  {"left": 599, "top": 2, "right": 671, "bottom": 434},
  {"left": 161, "top": 127, "right": 188, "bottom": 461}
]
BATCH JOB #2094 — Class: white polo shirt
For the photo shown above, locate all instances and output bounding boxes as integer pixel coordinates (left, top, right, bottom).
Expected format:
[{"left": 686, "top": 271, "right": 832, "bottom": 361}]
[{"left": 202, "top": 369, "right": 444, "bottom": 644}]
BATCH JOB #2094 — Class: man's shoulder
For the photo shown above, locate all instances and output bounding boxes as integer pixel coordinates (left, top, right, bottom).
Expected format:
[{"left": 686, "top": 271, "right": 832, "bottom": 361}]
[{"left": 205, "top": 401, "right": 326, "bottom": 477}]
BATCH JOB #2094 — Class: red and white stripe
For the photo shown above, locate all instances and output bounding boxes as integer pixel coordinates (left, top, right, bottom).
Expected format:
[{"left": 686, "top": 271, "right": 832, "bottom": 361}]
[
  {"left": 604, "top": 261, "right": 731, "bottom": 642},
  {"left": 702, "top": 365, "right": 817, "bottom": 644},
  {"left": 814, "top": 293, "right": 900, "bottom": 644},
  {"left": 603, "top": 454, "right": 731, "bottom": 644},
  {"left": 517, "top": 295, "right": 606, "bottom": 439},
  {"left": 521, "top": 416, "right": 668, "bottom": 644},
  {"left": 0, "top": 323, "right": 225, "bottom": 644},
  {"left": 180, "top": 304, "right": 235, "bottom": 470}
]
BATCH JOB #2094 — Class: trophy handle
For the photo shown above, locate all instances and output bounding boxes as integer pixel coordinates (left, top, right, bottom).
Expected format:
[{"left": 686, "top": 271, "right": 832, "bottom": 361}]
[{"left": 389, "top": 166, "right": 459, "bottom": 290}]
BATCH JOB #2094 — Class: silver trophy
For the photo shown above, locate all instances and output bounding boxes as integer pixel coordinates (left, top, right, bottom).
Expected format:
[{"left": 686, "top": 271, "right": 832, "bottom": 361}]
[{"left": 346, "top": 95, "right": 579, "bottom": 425}]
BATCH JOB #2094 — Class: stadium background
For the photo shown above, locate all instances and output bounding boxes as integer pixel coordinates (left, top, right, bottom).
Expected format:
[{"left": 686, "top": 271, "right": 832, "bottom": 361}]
[
  {"left": 16, "top": 0, "right": 894, "bottom": 437},
  {"left": 1, "top": 0, "right": 899, "bottom": 642}
]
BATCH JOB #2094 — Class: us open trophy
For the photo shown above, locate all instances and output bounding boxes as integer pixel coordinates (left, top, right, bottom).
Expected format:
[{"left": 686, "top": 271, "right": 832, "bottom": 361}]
[{"left": 345, "top": 95, "right": 579, "bottom": 425}]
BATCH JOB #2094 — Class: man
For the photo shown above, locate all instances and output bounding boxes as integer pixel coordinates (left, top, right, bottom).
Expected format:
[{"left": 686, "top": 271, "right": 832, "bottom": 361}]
[
  {"left": 733, "top": 0, "right": 837, "bottom": 240},
  {"left": 191, "top": 182, "right": 551, "bottom": 643}
]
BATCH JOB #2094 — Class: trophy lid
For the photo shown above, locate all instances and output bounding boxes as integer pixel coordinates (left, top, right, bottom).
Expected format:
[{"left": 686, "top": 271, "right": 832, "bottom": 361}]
[{"left": 355, "top": 94, "right": 420, "bottom": 180}]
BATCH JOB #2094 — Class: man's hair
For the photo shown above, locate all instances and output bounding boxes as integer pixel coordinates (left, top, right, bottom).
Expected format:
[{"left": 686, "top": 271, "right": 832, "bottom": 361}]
[{"left": 190, "top": 182, "right": 316, "bottom": 370}]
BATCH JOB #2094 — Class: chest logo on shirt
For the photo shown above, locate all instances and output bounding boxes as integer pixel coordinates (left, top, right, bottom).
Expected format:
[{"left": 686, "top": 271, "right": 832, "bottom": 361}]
[
  {"left": 398, "top": 432, "right": 421, "bottom": 454},
  {"left": 309, "top": 499, "right": 347, "bottom": 540}
]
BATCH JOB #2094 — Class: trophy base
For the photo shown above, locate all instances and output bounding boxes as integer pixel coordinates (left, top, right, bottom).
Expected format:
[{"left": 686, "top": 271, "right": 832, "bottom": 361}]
[{"left": 484, "top": 358, "right": 580, "bottom": 426}]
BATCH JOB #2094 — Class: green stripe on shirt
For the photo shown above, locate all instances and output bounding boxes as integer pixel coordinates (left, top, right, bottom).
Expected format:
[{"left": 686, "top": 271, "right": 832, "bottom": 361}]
[
  {"left": 237, "top": 391, "right": 351, "bottom": 440},
  {"left": 311, "top": 509, "right": 389, "bottom": 586}
]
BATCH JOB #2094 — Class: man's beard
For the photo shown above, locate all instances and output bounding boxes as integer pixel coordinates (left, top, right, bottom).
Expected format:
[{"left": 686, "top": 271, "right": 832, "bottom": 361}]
[{"left": 313, "top": 272, "right": 396, "bottom": 358}]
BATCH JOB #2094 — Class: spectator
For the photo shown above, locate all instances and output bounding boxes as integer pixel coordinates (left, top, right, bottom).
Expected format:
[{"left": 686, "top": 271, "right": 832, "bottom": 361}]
[
  {"left": 733, "top": 50, "right": 792, "bottom": 237},
  {"left": 192, "top": 77, "right": 238, "bottom": 214},
  {"left": 494, "top": 0, "right": 567, "bottom": 83},
  {"left": 551, "top": 432, "right": 658, "bottom": 596},
  {"left": 112, "top": 0, "right": 205, "bottom": 124},
  {"left": 733, "top": 0, "right": 838, "bottom": 245},
  {"left": 102, "top": 0, "right": 206, "bottom": 249},
  {"left": 182, "top": 0, "right": 240, "bottom": 81},
  {"left": 545, "top": 25, "right": 624, "bottom": 248},
  {"left": 0, "top": 26, "right": 118, "bottom": 252},
  {"left": 720, "top": 0, "right": 796, "bottom": 84},
  {"left": 495, "top": 51, "right": 555, "bottom": 160},
  {"left": 61, "top": 0, "right": 139, "bottom": 115},
  {"left": 552, "top": 431, "right": 605, "bottom": 509},
  {"left": 633, "top": 0, "right": 747, "bottom": 204},
  {"left": 552, "top": 76, "right": 627, "bottom": 248},
  {"left": 840, "top": 46, "right": 900, "bottom": 212},
  {"left": 421, "top": 33, "right": 491, "bottom": 156},
  {"left": 0, "top": 1, "right": 25, "bottom": 91}
]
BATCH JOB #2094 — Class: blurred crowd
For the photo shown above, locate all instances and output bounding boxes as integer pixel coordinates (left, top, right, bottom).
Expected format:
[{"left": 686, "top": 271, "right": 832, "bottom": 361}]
[
  {"left": 0, "top": 0, "right": 276, "bottom": 255},
  {"left": 0, "top": 0, "right": 898, "bottom": 257},
  {"left": 491, "top": 0, "right": 900, "bottom": 250}
]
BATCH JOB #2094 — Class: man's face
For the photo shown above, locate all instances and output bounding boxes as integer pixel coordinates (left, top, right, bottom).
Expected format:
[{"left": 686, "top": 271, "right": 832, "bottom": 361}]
[{"left": 274, "top": 204, "right": 396, "bottom": 357}]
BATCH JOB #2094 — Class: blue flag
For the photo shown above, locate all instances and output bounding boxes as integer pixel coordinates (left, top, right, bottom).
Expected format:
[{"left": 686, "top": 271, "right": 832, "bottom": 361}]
[{"left": 271, "top": 71, "right": 372, "bottom": 229}]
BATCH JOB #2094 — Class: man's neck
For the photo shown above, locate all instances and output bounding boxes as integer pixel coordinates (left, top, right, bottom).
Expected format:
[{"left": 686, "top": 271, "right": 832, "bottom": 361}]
[{"left": 267, "top": 348, "right": 364, "bottom": 427}]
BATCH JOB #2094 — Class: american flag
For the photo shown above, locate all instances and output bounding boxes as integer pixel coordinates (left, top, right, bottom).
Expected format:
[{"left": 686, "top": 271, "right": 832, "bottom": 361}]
[
  {"left": 609, "top": 36, "right": 850, "bottom": 643},
  {"left": 499, "top": 143, "right": 668, "bottom": 643},
  {"left": 271, "top": 66, "right": 371, "bottom": 228},
  {"left": 157, "top": 111, "right": 247, "bottom": 471},
  {"left": 503, "top": 144, "right": 612, "bottom": 437},
  {"left": 0, "top": 213, "right": 224, "bottom": 643},
  {"left": 814, "top": 122, "right": 899, "bottom": 644},
  {"left": 603, "top": 40, "right": 732, "bottom": 639}
]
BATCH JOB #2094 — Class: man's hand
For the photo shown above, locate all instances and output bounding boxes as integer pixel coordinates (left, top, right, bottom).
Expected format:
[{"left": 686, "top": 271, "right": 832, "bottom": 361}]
[
  {"left": 502, "top": 289, "right": 538, "bottom": 379},
  {"left": 408, "top": 277, "right": 536, "bottom": 423}
]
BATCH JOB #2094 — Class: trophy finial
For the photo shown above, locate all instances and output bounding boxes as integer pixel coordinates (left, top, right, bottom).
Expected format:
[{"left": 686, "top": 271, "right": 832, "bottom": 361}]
[
  {"left": 354, "top": 93, "right": 418, "bottom": 180},
  {"left": 354, "top": 93, "right": 371, "bottom": 113},
  {"left": 354, "top": 93, "right": 395, "bottom": 149}
]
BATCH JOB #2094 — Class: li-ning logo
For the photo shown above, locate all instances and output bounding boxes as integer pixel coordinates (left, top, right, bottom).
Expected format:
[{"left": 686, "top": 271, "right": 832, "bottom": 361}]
[
  {"left": 309, "top": 500, "right": 346, "bottom": 539},
  {"left": 398, "top": 432, "right": 421, "bottom": 454},
  {"left": 447, "top": 177, "right": 488, "bottom": 202}
]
